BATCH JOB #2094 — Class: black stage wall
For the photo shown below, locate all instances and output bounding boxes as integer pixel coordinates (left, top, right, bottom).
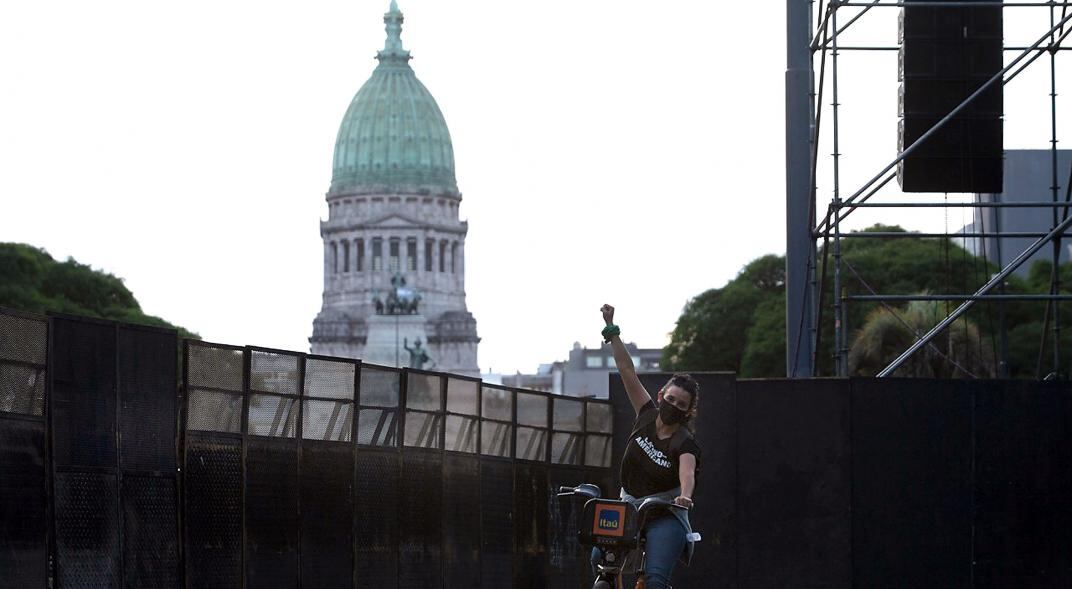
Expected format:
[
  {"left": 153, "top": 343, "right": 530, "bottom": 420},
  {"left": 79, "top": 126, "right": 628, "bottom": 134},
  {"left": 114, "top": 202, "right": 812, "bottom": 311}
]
[{"left": 610, "top": 373, "right": 1072, "bottom": 588}]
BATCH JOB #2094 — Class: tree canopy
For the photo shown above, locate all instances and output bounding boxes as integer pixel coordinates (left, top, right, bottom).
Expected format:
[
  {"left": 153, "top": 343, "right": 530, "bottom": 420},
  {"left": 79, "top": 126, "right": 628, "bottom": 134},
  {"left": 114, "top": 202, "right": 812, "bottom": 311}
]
[
  {"left": 662, "top": 226, "right": 1071, "bottom": 378},
  {"left": 0, "top": 242, "right": 198, "bottom": 338}
]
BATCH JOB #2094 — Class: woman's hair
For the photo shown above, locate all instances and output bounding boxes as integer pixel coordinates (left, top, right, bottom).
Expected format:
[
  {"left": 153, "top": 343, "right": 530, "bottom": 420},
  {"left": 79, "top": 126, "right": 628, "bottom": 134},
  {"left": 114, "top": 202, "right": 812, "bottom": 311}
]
[{"left": 660, "top": 373, "right": 700, "bottom": 426}]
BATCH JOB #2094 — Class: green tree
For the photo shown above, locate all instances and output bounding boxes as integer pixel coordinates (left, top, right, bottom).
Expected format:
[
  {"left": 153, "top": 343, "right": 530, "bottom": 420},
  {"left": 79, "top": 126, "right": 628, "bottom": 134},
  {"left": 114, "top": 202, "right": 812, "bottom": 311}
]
[
  {"left": 848, "top": 299, "right": 994, "bottom": 377},
  {"left": 0, "top": 242, "right": 198, "bottom": 338},
  {"left": 662, "top": 254, "right": 785, "bottom": 376}
]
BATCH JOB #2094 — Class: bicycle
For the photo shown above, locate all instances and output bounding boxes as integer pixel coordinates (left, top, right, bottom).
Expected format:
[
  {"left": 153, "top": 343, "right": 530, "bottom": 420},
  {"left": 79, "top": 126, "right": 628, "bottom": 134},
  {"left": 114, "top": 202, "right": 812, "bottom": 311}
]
[{"left": 555, "top": 483, "right": 700, "bottom": 589}]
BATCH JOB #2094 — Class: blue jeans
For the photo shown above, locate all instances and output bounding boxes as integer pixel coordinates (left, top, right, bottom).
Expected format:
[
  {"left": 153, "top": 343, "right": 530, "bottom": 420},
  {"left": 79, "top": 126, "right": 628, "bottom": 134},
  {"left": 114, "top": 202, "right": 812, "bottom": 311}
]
[{"left": 590, "top": 514, "right": 687, "bottom": 589}]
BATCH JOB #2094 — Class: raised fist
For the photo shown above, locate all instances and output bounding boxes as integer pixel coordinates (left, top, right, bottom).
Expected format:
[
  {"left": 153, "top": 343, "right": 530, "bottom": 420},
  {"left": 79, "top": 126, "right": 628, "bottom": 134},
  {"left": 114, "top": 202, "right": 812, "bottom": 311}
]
[{"left": 600, "top": 304, "right": 615, "bottom": 325}]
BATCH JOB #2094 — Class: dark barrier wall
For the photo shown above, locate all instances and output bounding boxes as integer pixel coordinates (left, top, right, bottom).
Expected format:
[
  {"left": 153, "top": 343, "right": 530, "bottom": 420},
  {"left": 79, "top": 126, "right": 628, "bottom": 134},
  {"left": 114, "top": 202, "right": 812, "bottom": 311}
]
[
  {"left": 49, "top": 315, "right": 179, "bottom": 588},
  {"left": 5, "top": 309, "right": 1069, "bottom": 588},
  {"left": 610, "top": 373, "right": 1072, "bottom": 588},
  {"left": 178, "top": 338, "right": 614, "bottom": 589},
  {"left": 0, "top": 310, "right": 48, "bottom": 587}
]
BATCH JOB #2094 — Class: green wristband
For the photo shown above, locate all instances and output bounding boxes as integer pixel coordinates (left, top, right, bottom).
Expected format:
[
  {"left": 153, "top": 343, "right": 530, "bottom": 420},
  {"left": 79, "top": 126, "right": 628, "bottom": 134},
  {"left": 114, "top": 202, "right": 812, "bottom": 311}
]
[{"left": 601, "top": 324, "right": 620, "bottom": 342}]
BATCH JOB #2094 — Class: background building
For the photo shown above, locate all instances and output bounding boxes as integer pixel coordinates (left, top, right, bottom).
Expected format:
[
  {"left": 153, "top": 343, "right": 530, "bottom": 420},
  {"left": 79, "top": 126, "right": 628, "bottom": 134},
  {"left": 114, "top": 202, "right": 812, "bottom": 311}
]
[
  {"left": 503, "top": 341, "right": 662, "bottom": 398},
  {"left": 969, "top": 149, "right": 1072, "bottom": 276},
  {"left": 311, "top": 2, "right": 479, "bottom": 375}
]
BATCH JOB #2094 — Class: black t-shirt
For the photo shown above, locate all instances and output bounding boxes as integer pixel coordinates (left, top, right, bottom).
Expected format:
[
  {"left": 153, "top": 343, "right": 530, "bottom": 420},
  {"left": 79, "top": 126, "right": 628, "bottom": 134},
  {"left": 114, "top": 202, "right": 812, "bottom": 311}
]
[{"left": 620, "top": 400, "right": 701, "bottom": 498}]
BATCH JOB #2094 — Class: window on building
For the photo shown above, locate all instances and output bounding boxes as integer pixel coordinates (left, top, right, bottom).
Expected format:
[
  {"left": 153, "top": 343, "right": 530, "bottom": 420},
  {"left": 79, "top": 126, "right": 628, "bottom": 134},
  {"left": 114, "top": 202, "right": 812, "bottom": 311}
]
[
  {"left": 425, "top": 239, "right": 434, "bottom": 272},
  {"left": 389, "top": 239, "right": 400, "bottom": 272},
  {"left": 451, "top": 242, "right": 458, "bottom": 274},
  {"left": 586, "top": 356, "right": 602, "bottom": 368},
  {"left": 331, "top": 242, "right": 338, "bottom": 274},
  {"left": 407, "top": 238, "right": 417, "bottom": 272},
  {"left": 372, "top": 238, "right": 383, "bottom": 271},
  {"left": 342, "top": 241, "right": 350, "bottom": 273},
  {"left": 355, "top": 239, "right": 364, "bottom": 272},
  {"left": 439, "top": 241, "right": 447, "bottom": 273}
]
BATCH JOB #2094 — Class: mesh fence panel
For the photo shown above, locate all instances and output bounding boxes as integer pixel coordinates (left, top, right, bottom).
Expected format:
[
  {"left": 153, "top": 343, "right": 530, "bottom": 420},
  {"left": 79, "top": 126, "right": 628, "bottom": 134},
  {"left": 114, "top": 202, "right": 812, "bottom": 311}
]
[
  {"left": 357, "top": 408, "right": 398, "bottom": 447},
  {"left": 359, "top": 366, "right": 400, "bottom": 407},
  {"left": 302, "top": 399, "right": 353, "bottom": 442},
  {"left": 186, "top": 345, "right": 243, "bottom": 392},
  {"left": 51, "top": 317, "right": 117, "bottom": 468},
  {"left": 404, "top": 410, "right": 442, "bottom": 449},
  {"left": 446, "top": 377, "right": 479, "bottom": 415},
  {"left": 245, "top": 439, "right": 300, "bottom": 587},
  {"left": 552, "top": 432, "right": 583, "bottom": 465},
  {"left": 0, "top": 363, "right": 45, "bottom": 416},
  {"left": 0, "top": 312, "right": 47, "bottom": 365},
  {"left": 249, "top": 350, "right": 299, "bottom": 395},
  {"left": 584, "top": 435, "right": 613, "bottom": 468},
  {"left": 186, "top": 389, "right": 243, "bottom": 433},
  {"left": 0, "top": 420, "right": 47, "bottom": 588},
  {"left": 122, "top": 475, "right": 179, "bottom": 587},
  {"left": 445, "top": 415, "right": 479, "bottom": 453},
  {"left": 516, "top": 426, "right": 548, "bottom": 462},
  {"left": 300, "top": 442, "right": 353, "bottom": 589},
  {"left": 547, "top": 468, "right": 587, "bottom": 589},
  {"left": 54, "top": 471, "right": 121, "bottom": 587},
  {"left": 184, "top": 438, "right": 242, "bottom": 587},
  {"left": 118, "top": 326, "right": 176, "bottom": 472},
  {"left": 480, "top": 459, "right": 514, "bottom": 585},
  {"left": 515, "top": 463, "right": 549, "bottom": 588},
  {"left": 585, "top": 402, "right": 612, "bottom": 434},
  {"left": 443, "top": 454, "right": 480, "bottom": 588},
  {"left": 304, "top": 358, "right": 355, "bottom": 400},
  {"left": 399, "top": 451, "right": 443, "bottom": 588},
  {"left": 248, "top": 394, "right": 297, "bottom": 438},
  {"left": 481, "top": 421, "right": 512, "bottom": 457},
  {"left": 553, "top": 398, "right": 584, "bottom": 432},
  {"left": 355, "top": 451, "right": 400, "bottom": 586}
]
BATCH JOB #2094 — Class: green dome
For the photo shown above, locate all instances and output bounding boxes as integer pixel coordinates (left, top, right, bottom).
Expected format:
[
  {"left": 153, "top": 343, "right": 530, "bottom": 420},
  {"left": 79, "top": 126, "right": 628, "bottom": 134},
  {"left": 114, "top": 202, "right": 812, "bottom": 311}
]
[{"left": 330, "top": 2, "right": 457, "bottom": 196}]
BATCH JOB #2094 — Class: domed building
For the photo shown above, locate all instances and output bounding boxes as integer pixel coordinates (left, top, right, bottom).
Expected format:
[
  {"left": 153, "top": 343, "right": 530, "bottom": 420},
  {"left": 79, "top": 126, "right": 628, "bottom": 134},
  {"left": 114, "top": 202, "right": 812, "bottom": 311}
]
[{"left": 311, "top": 1, "right": 479, "bottom": 375}]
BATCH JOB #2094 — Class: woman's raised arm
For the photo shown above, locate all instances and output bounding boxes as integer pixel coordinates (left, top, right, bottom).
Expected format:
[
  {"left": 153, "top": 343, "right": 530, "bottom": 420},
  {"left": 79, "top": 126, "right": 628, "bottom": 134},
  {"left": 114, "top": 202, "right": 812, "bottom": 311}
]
[{"left": 601, "top": 304, "right": 652, "bottom": 415}]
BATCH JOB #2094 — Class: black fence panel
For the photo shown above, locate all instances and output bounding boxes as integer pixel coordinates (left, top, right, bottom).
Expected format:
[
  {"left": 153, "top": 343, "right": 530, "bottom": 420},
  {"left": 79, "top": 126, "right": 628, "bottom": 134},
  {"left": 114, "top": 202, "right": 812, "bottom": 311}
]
[
  {"left": 54, "top": 471, "right": 121, "bottom": 587},
  {"left": 736, "top": 378, "right": 851, "bottom": 589},
  {"left": 442, "top": 453, "right": 480, "bottom": 588},
  {"left": 398, "top": 449, "right": 443, "bottom": 588},
  {"left": 547, "top": 466, "right": 588, "bottom": 589},
  {"left": 245, "top": 438, "right": 299, "bottom": 588},
  {"left": 122, "top": 474, "right": 180, "bottom": 587},
  {"left": 117, "top": 326, "right": 176, "bottom": 473},
  {"left": 514, "top": 462, "right": 549, "bottom": 588},
  {"left": 973, "top": 379, "right": 1072, "bottom": 588},
  {"left": 355, "top": 449, "right": 399, "bottom": 587},
  {"left": 117, "top": 325, "right": 179, "bottom": 588},
  {"left": 184, "top": 436, "right": 242, "bottom": 588},
  {"left": 300, "top": 440, "right": 353, "bottom": 589},
  {"left": 480, "top": 458, "right": 514, "bottom": 586},
  {"left": 0, "top": 307, "right": 48, "bottom": 587},
  {"left": 851, "top": 378, "right": 973, "bottom": 589},
  {"left": 50, "top": 317, "right": 117, "bottom": 469},
  {"left": 0, "top": 419, "right": 47, "bottom": 588}
]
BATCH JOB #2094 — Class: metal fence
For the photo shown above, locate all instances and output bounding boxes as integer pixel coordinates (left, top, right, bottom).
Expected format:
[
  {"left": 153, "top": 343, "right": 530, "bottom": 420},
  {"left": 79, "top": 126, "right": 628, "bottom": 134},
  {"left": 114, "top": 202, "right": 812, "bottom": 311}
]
[{"left": 0, "top": 308, "right": 614, "bottom": 588}]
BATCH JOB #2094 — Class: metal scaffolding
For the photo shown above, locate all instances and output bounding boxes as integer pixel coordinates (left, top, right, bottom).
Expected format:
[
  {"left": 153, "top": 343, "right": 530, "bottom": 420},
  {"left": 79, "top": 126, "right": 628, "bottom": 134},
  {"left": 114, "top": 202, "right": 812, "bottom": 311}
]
[{"left": 785, "top": 0, "right": 1072, "bottom": 378}]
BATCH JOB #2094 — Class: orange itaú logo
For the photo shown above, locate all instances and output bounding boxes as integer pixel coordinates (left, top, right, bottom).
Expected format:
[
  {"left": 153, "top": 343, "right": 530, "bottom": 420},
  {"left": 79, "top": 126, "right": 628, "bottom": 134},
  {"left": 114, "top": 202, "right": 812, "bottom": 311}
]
[{"left": 592, "top": 504, "right": 627, "bottom": 537}]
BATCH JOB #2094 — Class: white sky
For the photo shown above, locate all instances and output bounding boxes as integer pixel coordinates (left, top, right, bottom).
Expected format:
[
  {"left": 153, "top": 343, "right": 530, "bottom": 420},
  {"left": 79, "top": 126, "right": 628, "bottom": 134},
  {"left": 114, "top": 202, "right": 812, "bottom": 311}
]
[{"left": 1, "top": 2, "right": 1068, "bottom": 374}]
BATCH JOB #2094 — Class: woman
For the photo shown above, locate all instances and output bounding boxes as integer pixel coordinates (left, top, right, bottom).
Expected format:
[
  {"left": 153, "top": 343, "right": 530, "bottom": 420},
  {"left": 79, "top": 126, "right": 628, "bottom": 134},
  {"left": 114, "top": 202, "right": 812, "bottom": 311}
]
[{"left": 598, "top": 304, "right": 700, "bottom": 589}]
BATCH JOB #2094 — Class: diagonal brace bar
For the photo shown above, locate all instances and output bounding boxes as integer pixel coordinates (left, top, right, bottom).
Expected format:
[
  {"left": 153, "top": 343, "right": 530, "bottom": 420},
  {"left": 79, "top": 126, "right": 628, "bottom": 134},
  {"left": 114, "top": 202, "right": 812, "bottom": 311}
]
[{"left": 878, "top": 213, "right": 1072, "bottom": 376}]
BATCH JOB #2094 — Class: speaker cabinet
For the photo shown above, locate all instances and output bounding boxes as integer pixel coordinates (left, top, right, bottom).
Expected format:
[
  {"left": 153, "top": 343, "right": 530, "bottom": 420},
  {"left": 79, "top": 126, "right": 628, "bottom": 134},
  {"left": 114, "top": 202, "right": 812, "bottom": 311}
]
[{"left": 898, "top": 0, "right": 1003, "bottom": 193}]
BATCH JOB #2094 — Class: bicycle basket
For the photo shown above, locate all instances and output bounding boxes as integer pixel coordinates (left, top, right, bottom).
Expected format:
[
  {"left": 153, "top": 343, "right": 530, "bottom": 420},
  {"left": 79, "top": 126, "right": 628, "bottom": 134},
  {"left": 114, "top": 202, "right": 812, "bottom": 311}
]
[{"left": 579, "top": 498, "right": 639, "bottom": 548}]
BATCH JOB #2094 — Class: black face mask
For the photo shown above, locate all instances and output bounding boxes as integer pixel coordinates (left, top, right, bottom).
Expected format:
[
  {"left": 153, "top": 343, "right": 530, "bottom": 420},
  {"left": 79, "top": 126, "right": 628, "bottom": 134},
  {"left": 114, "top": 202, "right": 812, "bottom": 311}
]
[{"left": 659, "top": 399, "right": 687, "bottom": 425}]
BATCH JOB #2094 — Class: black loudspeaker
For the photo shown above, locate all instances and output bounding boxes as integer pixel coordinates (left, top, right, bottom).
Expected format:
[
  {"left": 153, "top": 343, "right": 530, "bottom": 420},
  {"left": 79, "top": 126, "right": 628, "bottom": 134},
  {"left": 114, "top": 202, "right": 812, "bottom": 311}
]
[{"left": 898, "top": 0, "right": 1003, "bottom": 193}]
